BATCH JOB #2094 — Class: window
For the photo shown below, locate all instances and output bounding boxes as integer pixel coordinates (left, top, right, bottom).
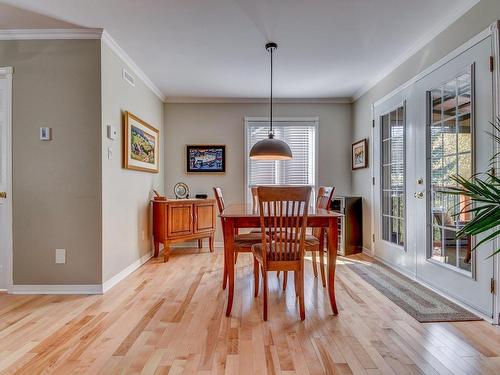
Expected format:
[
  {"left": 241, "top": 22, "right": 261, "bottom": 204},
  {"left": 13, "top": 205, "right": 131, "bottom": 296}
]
[
  {"left": 380, "top": 104, "right": 406, "bottom": 247},
  {"left": 428, "top": 70, "right": 473, "bottom": 273},
  {"left": 245, "top": 118, "right": 317, "bottom": 202}
]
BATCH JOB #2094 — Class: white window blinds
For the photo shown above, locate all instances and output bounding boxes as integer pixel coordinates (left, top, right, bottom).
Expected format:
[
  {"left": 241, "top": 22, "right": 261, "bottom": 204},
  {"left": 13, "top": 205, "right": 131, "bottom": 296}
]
[{"left": 246, "top": 119, "right": 317, "bottom": 199}]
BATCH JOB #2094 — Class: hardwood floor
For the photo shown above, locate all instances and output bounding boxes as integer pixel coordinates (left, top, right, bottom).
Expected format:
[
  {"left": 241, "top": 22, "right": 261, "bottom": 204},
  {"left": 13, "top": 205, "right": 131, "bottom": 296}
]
[{"left": 0, "top": 249, "right": 499, "bottom": 374}]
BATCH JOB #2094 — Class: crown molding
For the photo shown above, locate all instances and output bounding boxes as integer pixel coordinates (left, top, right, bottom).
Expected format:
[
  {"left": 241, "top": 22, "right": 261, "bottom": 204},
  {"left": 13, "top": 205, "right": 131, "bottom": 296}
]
[
  {"left": 351, "top": 0, "right": 480, "bottom": 102},
  {"left": 0, "top": 28, "right": 103, "bottom": 40},
  {"left": 165, "top": 97, "right": 351, "bottom": 104},
  {"left": 101, "top": 30, "right": 166, "bottom": 102},
  {"left": 0, "top": 28, "right": 166, "bottom": 102}
]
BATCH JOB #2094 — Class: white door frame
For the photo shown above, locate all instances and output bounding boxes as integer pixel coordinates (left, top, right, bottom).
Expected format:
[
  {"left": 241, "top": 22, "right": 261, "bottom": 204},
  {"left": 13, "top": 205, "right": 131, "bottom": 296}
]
[
  {"left": 370, "top": 23, "right": 500, "bottom": 324},
  {"left": 0, "top": 66, "right": 13, "bottom": 291}
]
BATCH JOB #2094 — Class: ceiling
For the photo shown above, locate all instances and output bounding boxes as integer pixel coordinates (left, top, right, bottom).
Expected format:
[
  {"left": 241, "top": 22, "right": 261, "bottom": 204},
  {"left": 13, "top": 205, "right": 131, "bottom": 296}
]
[{"left": 0, "top": 0, "right": 478, "bottom": 101}]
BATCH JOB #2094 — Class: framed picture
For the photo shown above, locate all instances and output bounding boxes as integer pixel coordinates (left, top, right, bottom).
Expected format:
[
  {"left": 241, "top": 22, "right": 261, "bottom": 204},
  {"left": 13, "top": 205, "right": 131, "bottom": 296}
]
[
  {"left": 352, "top": 139, "right": 368, "bottom": 170},
  {"left": 123, "top": 111, "right": 159, "bottom": 173},
  {"left": 186, "top": 145, "right": 226, "bottom": 173}
]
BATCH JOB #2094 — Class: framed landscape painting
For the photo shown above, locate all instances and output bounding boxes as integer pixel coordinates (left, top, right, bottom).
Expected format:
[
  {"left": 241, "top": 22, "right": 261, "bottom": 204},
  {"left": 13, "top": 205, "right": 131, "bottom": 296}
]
[
  {"left": 123, "top": 111, "right": 159, "bottom": 173},
  {"left": 352, "top": 138, "right": 368, "bottom": 170},
  {"left": 186, "top": 145, "right": 226, "bottom": 173}
]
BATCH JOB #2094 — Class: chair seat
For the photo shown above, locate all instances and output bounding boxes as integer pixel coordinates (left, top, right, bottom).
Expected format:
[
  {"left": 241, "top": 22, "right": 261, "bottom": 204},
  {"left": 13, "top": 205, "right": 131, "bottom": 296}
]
[
  {"left": 233, "top": 232, "right": 265, "bottom": 249},
  {"left": 275, "top": 232, "right": 320, "bottom": 248},
  {"left": 251, "top": 242, "right": 302, "bottom": 262}
]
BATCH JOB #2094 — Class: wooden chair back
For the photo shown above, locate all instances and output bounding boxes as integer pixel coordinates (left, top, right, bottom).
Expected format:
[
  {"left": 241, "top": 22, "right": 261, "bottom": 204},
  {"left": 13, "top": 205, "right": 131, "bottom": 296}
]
[
  {"left": 251, "top": 187, "right": 259, "bottom": 210},
  {"left": 257, "top": 186, "right": 311, "bottom": 263},
  {"left": 312, "top": 186, "right": 335, "bottom": 238},
  {"left": 213, "top": 187, "right": 225, "bottom": 215}
]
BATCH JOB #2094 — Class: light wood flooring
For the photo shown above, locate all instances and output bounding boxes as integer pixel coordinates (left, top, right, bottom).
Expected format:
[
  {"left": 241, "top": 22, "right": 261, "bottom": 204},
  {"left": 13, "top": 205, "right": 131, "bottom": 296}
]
[{"left": 0, "top": 248, "right": 499, "bottom": 374}]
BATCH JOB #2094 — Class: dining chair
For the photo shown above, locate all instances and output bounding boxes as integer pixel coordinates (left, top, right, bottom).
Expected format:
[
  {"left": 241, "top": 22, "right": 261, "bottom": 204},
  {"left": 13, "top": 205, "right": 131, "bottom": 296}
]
[
  {"left": 252, "top": 186, "right": 311, "bottom": 321},
  {"left": 306, "top": 186, "right": 335, "bottom": 287},
  {"left": 213, "top": 187, "right": 265, "bottom": 290}
]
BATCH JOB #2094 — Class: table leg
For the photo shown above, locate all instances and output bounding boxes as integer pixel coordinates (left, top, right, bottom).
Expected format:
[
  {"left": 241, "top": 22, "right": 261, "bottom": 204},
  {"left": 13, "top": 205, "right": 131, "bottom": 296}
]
[
  {"left": 327, "top": 217, "right": 339, "bottom": 315},
  {"left": 224, "top": 218, "right": 235, "bottom": 316}
]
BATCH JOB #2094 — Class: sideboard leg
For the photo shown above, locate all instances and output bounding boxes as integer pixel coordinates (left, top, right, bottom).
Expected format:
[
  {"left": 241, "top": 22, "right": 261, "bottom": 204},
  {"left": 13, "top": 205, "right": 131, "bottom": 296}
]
[
  {"left": 198, "top": 239, "right": 203, "bottom": 249},
  {"left": 209, "top": 235, "right": 214, "bottom": 252},
  {"left": 163, "top": 243, "right": 170, "bottom": 262},
  {"left": 154, "top": 240, "right": 160, "bottom": 257}
]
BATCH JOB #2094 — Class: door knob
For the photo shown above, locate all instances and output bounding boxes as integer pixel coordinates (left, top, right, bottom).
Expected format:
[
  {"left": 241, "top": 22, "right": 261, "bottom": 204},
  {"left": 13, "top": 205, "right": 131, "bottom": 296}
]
[
  {"left": 414, "top": 191, "right": 424, "bottom": 199},
  {"left": 0, "top": 192, "right": 6, "bottom": 199}
]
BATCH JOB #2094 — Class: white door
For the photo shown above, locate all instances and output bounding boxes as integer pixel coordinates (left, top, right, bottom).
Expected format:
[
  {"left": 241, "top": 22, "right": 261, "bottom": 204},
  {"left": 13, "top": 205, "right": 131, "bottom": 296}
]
[
  {"left": 0, "top": 68, "right": 13, "bottom": 291},
  {"left": 413, "top": 37, "right": 494, "bottom": 317}
]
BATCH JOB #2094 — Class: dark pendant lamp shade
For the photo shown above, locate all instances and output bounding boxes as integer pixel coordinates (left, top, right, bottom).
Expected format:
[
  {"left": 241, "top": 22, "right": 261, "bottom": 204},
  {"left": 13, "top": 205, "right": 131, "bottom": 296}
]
[{"left": 249, "top": 42, "right": 293, "bottom": 160}]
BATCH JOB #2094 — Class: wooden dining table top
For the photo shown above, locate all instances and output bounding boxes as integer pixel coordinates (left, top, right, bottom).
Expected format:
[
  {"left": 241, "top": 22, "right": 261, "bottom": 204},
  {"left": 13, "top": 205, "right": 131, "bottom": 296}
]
[{"left": 220, "top": 203, "right": 344, "bottom": 218}]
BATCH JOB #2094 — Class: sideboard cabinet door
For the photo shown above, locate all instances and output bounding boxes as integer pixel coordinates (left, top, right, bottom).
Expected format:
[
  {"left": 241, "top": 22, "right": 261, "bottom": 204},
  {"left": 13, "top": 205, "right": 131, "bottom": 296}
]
[
  {"left": 194, "top": 202, "right": 216, "bottom": 233},
  {"left": 167, "top": 204, "right": 193, "bottom": 237}
]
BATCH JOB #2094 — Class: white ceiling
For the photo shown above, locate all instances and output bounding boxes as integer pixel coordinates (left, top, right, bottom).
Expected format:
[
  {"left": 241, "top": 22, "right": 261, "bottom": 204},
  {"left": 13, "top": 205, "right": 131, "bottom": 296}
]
[{"left": 0, "top": 0, "right": 478, "bottom": 100}]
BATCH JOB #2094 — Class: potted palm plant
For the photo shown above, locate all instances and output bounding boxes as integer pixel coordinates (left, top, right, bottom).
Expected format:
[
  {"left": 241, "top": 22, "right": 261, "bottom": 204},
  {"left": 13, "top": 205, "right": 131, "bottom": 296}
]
[{"left": 443, "top": 120, "right": 500, "bottom": 258}]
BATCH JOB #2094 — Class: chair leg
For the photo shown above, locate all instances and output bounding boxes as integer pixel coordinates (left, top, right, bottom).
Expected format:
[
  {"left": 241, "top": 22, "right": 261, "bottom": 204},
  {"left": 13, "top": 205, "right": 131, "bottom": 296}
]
[
  {"left": 277, "top": 271, "right": 280, "bottom": 278},
  {"left": 222, "top": 249, "right": 228, "bottom": 290},
  {"left": 262, "top": 267, "right": 268, "bottom": 321},
  {"left": 311, "top": 251, "right": 318, "bottom": 277},
  {"left": 318, "top": 235, "right": 326, "bottom": 288},
  {"left": 253, "top": 257, "right": 259, "bottom": 298},
  {"left": 283, "top": 271, "right": 288, "bottom": 291},
  {"left": 298, "top": 269, "right": 305, "bottom": 321},
  {"left": 234, "top": 252, "right": 239, "bottom": 264}
]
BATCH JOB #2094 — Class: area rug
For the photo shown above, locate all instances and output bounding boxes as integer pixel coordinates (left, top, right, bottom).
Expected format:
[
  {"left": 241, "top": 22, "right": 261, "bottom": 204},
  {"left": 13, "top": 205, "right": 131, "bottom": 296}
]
[{"left": 343, "top": 259, "right": 482, "bottom": 323}]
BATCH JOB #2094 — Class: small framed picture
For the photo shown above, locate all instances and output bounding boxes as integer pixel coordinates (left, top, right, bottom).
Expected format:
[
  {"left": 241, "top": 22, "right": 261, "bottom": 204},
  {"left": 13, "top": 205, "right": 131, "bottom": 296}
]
[
  {"left": 186, "top": 145, "right": 226, "bottom": 173},
  {"left": 352, "top": 139, "right": 368, "bottom": 170},
  {"left": 123, "top": 111, "right": 160, "bottom": 173}
]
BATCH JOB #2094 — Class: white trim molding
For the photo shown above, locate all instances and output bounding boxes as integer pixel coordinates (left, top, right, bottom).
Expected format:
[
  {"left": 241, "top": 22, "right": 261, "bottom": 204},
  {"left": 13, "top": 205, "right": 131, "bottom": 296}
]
[
  {"left": 352, "top": 0, "right": 481, "bottom": 101},
  {"left": 0, "top": 28, "right": 165, "bottom": 102},
  {"left": 0, "top": 28, "right": 103, "bottom": 40},
  {"left": 165, "top": 97, "right": 351, "bottom": 104},
  {"left": 101, "top": 31, "right": 165, "bottom": 102},
  {"left": 102, "top": 251, "right": 153, "bottom": 293},
  {"left": 0, "top": 67, "right": 13, "bottom": 292},
  {"left": 9, "top": 284, "right": 102, "bottom": 295},
  {"left": 490, "top": 20, "right": 500, "bottom": 325}
]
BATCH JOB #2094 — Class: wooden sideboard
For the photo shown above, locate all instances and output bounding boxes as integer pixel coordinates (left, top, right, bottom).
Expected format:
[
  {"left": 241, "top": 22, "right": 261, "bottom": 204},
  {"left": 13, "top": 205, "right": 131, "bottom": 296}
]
[{"left": 152, "top": 198, "right": 216, "bottom": 262}]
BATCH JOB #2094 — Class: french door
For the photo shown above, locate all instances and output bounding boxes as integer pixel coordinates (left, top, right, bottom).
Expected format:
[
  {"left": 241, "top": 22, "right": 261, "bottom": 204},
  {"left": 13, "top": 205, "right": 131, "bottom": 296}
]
[
  {"left": 374, "top": 36, "right": 494, "bottom": 317},
  {"left": 413, "top": 37, "right": 493, "bottom": 316},
  {"left": 0, "top": 68, "right": 13, "bottom": 291}
]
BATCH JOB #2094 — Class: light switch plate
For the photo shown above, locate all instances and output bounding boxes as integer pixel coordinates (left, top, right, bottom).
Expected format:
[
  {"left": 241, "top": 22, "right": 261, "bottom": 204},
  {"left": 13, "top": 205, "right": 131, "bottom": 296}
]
[
  {"left": 55, "top": 248, "right": 66, "bottom": 264},
  {"left": 40, "top": 127, "right": 51, "bottom": 141},
  {"left": 107, "top": 125, "right": 118, "bottom": 140}
]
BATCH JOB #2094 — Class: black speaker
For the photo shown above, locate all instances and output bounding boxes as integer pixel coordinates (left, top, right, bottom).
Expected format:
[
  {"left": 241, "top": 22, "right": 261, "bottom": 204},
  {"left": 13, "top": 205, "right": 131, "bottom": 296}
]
[{"left": 195, "top": 194, "right": 208, "bottom": 199}]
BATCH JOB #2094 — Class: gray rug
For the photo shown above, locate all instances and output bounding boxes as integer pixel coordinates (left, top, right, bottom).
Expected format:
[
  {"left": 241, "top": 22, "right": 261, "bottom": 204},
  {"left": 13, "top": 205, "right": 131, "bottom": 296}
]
[{"left": 343, "top": 259, "right": 482, "bottom": 323}]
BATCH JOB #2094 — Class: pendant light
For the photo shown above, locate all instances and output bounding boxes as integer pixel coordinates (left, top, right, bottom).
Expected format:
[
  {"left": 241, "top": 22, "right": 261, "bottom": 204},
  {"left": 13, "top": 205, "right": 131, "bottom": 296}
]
[{"left": 249, "top": 42, "right": 293, "bottom": 160}]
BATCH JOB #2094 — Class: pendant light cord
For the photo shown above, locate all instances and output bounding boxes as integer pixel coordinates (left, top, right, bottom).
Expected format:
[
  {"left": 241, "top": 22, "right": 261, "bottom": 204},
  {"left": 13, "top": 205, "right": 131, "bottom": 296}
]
[{"left": 269, "top": 46, "right": 273, "bottom": 136}]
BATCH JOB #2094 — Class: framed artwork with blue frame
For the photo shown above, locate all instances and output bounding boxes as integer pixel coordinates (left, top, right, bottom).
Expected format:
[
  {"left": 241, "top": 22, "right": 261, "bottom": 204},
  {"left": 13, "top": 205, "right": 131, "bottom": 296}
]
[{"left": 186, "top": 145, "right": 226, "bottom": 173}]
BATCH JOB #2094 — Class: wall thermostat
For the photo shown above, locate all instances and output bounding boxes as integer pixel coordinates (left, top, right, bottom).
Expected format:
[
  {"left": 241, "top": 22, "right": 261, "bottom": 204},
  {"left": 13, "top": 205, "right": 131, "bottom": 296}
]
[
  {"left": 107, "top": 125, "right": 118, "bottom": 140},
  {"left": 40, "top": 127, "right": 51, "bottom": 141}
]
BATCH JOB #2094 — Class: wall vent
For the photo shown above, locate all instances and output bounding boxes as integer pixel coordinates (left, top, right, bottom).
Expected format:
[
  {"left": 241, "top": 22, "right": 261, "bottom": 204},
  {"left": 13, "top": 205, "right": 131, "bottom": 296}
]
[{"left": 122, "top": 68, "right": 135, "bottom": 87}]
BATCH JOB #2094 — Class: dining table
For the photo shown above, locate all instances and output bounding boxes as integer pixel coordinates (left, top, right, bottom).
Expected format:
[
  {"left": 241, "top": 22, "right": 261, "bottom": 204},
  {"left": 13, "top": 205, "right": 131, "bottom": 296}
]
[{"left": 220, "top": 203, "right": 344, "bottom": 317}]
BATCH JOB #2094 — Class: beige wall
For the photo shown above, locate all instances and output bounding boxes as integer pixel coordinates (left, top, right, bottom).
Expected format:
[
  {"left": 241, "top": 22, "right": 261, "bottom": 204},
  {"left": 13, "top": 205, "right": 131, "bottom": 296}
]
[
  {"left": 164, "top": 102, "right": 352, "bottom": 243},
  {"left": 101, "top": 43, "right": 164, "bottom": 283},
  {"left": 0, "top": 40, "right": 102, "bottom": 284},
  {"left": 352, "top": 0, "right": 500, "bottom": 251}
]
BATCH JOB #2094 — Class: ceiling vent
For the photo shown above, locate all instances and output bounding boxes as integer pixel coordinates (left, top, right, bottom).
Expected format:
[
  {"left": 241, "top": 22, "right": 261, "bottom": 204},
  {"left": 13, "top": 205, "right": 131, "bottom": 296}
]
[{"left": 122, "top": 68, "right": 135, "bottom": 87}]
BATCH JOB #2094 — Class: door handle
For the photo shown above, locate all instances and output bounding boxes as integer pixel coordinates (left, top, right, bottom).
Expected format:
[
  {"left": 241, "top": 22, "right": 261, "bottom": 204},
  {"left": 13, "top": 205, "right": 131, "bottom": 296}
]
[
  {"left": 0, "top": 192, "right": 6, "bottom": 199},
  {"left": 414, "top": 191, "right": 424, "bottom": 199}
]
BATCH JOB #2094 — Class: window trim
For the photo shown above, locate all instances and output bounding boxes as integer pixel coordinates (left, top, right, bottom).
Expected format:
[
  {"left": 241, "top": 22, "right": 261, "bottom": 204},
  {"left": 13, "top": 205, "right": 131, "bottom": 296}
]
[{"left": 244, "top": 117, "right": 319, "bottom": 204}]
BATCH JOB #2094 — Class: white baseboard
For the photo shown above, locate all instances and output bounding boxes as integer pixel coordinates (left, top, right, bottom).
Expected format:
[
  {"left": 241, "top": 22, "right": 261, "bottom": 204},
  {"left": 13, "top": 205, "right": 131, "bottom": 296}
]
[
  {"left": 8, "top": 284, "right": 102, "bottom": 295},
  {"left": 362, "top": 247, "right": 373, "bottom": 257},
  {"left": 102, "top": 251, "right": 153, "bottom": 293}
]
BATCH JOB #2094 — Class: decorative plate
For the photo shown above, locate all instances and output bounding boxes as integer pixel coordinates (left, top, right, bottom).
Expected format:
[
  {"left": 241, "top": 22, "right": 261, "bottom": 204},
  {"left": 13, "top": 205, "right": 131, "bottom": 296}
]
[{"left": 174, "top": 182, "right": 189, "bottom": 199}]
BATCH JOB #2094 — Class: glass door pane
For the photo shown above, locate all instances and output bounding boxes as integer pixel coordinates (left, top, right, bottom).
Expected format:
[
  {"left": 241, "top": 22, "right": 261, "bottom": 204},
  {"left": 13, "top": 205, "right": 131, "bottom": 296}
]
[
  {"left": 380, "top": 104, "right": 406, "bottom": 247},
  {"left": 427, "top": 70, "right": 473, "bottom": 273}
]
